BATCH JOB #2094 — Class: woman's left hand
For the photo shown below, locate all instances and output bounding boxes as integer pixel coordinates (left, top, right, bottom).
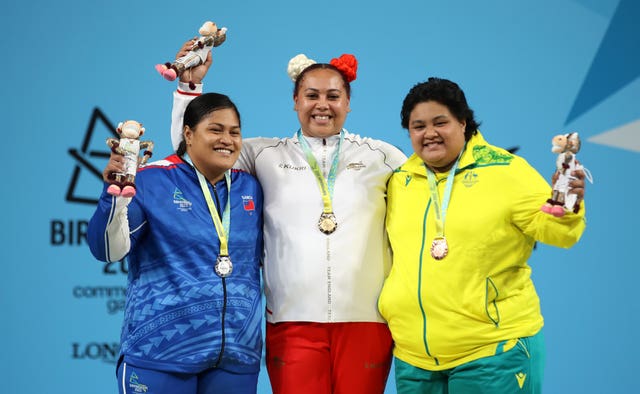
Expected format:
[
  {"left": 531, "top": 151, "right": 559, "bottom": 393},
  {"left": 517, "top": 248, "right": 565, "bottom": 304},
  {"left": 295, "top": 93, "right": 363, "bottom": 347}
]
[{"left": 568, "top": 168, "right": 586, "bottom": 206}]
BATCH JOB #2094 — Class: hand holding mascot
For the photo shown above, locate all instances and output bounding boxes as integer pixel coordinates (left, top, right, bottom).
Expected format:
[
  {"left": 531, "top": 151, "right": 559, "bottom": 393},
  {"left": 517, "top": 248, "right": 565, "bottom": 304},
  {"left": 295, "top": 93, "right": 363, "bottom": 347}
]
[
  {"left": 541, "top": 132, "right": 583, "bottom": 217},
  {"left": 155, "top": 21, "right": 227, "bottom": 89},
  {"left": 106, "top": 120, "right": 154, "bottom": 198}
]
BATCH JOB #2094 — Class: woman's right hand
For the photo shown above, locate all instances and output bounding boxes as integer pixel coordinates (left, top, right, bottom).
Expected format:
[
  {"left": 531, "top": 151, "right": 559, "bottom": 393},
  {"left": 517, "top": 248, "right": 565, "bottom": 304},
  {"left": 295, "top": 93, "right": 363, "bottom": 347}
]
[
  {"left": 177, "top": 38, "right": 213, "bottom": 85},
  {"left": 103, "top": 152, "right": 125, "bottom": 182}
]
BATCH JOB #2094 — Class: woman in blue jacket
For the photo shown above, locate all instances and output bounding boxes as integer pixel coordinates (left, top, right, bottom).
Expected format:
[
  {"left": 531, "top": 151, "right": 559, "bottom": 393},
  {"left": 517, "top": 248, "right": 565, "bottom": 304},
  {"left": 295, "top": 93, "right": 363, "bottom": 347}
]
[{"left": 87, "top": 93, "right": 264, "bottom": 394}]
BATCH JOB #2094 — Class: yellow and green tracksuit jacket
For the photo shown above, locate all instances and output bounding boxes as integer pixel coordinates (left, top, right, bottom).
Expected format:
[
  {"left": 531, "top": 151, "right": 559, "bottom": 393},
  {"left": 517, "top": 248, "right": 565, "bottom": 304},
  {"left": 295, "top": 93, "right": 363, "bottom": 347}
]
[{"left": 378, "top": 132, "right": 586, "bottom": 371}]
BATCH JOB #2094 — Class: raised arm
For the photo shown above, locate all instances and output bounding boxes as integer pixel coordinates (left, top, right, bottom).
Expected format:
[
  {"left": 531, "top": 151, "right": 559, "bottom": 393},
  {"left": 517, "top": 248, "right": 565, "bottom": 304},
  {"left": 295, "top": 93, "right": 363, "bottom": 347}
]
[{"left": 170, "top": 39, "right": 214, "bottom": 151}]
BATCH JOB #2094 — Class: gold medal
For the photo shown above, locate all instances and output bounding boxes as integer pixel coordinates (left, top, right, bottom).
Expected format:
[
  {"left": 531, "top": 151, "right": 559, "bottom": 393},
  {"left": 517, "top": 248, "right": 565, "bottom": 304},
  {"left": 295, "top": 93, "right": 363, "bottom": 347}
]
[
  {"left": 215, "top": 255, "right": 233, "bottom": 278},
  {"left": 318, "top": 212, "right": 338, "bottom": 235},
  {"left": 430, "top": 237, "right": 448, "bottom": 260}
]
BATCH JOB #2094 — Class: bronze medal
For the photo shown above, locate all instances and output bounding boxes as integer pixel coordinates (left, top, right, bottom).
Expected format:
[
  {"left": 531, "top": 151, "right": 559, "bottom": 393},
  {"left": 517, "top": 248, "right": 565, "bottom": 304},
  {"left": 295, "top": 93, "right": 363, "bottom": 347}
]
[
  {"left": 215, "top": 255, "right": 233, "bottom": 278},
  {"left": 318, "top": 212, "right": 338, "bottom": 235},
  {"left": 430, "top": 237, "right": 448, "bottom": 260}
]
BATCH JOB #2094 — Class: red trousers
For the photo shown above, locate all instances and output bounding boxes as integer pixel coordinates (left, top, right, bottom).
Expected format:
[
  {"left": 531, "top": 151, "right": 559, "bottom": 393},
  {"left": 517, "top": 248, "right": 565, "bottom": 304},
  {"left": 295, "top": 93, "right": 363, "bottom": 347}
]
[{"left": 266, "top": 322, "right": 393, "bottom": 394}]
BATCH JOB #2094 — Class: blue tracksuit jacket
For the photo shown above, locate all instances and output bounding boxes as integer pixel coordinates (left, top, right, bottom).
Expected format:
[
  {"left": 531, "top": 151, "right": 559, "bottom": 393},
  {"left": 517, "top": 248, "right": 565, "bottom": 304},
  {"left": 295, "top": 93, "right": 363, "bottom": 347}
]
[{"left": 87, "top": 154, "right": 263, "bottom": 374}]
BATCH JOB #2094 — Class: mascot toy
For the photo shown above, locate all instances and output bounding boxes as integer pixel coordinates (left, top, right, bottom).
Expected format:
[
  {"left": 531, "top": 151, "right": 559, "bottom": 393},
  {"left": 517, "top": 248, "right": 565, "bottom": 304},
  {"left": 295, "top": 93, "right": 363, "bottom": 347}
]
[
  {"left": 155, "top": 21, "right": 227, "bottom": 89},
  {"left": 541, "top": 132, "right": 583, "bottom": 217},
  {"left": 106, "top": 120, "right": 154, "bottom": 198}
]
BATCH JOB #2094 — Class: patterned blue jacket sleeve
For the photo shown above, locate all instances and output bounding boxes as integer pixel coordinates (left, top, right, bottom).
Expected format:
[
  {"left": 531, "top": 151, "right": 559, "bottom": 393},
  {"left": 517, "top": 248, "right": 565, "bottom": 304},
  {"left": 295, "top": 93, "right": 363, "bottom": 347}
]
[{"left": 87, "top": 183, "right": 147, "bottom": 262}]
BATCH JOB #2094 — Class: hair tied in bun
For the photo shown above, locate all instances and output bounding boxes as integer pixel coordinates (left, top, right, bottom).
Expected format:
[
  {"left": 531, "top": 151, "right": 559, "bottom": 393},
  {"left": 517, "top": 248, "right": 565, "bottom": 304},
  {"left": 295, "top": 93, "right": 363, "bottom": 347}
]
[{"left": 330, "top": 54, "right": 357, "bottom": 82}]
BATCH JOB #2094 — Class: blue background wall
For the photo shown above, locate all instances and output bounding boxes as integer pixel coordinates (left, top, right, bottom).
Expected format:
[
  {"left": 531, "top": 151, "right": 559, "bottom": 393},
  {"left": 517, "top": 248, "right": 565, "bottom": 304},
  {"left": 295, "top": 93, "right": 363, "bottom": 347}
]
[{"left": 2, "top": 0, "right": 638, "bottom": 392}]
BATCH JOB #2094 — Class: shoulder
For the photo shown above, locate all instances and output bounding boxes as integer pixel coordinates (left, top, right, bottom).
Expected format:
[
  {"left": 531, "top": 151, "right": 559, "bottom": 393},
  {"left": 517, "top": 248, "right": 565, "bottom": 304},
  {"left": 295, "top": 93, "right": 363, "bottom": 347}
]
[
  {"left": 231, "top": 168, "right": 261, "bottom": 188},
  {"left": 242, "top": 136, "right": 300, "bottom": 162},
  {"left": 466, "top": 135, "right": 544, "bottom": 185},
  {"left": 343, "top": 131, "right": 407, "bottom": 167},
  {"left": 391, "top": 154, "right": 423, "bottom": 180},
  {"left": 231, "top": 167, "right": 257, "bottom": 181},
  {"left": 138, "top": 154, "right": 184, "bottom": 173},
  {"left": 472, "top": 143, "right": 533, "bottom": 172},
  {"left": 464, "top": 132, "right": 519, "bottom": 169},
  {"left": 243, "top": 136, "right": 293, "bottom": 153},
  {"left": 243, "top": 136, "right": 290, "bottom": 149}
]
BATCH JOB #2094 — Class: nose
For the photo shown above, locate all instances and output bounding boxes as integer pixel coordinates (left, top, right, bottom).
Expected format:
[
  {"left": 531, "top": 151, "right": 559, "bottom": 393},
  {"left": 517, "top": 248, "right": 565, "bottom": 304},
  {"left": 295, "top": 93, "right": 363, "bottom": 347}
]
[
  {"left": 422, "top": 126, "right": 438, "bottom": 139},
  {"left": 219, "top": 131, "right": 233, "bottom": 144},
  {"left": 316, "top": 97, "right": 329, "bottom": 109}
]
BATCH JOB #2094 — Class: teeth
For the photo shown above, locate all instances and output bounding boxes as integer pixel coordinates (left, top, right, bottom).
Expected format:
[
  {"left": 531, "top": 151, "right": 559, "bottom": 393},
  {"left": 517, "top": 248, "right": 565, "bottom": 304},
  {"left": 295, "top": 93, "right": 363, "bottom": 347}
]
[
  {"left": 214, "top": 149, "right": 232, "bottom": 154},
  {"left": 314, "top": 115, "right": 329, "bottom": 120}
]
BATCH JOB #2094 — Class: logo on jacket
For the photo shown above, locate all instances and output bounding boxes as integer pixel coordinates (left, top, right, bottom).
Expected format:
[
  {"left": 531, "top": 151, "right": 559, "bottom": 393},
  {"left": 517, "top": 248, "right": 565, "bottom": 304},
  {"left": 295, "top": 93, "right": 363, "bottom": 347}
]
[
  {"left": 346, "top": 161, "right": 366, "bottom": 171},
  {"left": 278, "top": 163, "right": 308, "bottom": 171},
  {"left": 128, "top": 371, "right": 149, "bottom": 392},
  {"left": 405, "top": 174, "right": 412, "bottom": 186},
  {"left": 242, "top": 195, "right": 255, "bottom": 212},
  {"left": 462, "top": 171, "right": 479, "bottom": 187},
  {"left": 515, "top": 372, "right": 527, "bottom": 389},
  {"left": 173, "top": 188, "right": 193, "bottom": 212}
]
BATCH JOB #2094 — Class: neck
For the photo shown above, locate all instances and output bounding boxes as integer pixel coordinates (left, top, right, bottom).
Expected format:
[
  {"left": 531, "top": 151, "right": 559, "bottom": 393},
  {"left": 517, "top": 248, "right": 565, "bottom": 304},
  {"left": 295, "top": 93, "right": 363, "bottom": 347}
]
[
  {"left": 207, "top": 172, "right": 226, "bottom": 185},
  {"left": 428, "top": 162, "right": 455, "bottom": 173},
  {"left": 187, "top": 155, "right": 226, "bottom": 185},
  {"left": 300, "top": 129, "right": 341, "bottom": 139},
  {"left": 200, "top": 168, "right": 226, "bottom": 185}
]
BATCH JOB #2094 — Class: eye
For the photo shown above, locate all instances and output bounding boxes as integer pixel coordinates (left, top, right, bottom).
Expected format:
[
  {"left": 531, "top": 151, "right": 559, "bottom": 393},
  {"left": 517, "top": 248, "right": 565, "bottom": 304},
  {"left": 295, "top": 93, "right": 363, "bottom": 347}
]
[
  {"left": 306, "top": 93, "right": 318, "bottom": 99},
  {"left": 328, "top": 94, "right": 340, "bottom": 100}
]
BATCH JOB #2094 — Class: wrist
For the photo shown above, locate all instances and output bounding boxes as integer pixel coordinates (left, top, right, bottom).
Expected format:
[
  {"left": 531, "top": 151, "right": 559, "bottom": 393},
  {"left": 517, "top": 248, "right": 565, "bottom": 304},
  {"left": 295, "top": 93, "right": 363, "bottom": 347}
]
[{"left": 177, "top": 81, "right": 203, "bottom": 95}]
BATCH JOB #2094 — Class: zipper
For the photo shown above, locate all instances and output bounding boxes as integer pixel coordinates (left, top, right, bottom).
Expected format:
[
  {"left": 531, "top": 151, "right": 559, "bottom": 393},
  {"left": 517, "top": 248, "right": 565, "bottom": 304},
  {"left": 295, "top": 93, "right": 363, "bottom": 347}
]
[{"left": 211, "top": 182, "right": 227, "bottom": 368}]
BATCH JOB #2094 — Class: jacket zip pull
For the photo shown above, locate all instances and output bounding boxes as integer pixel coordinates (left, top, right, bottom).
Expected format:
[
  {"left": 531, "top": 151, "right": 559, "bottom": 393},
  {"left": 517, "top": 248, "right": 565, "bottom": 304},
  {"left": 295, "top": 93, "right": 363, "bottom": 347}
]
[{"left": 212, "top": 184, "right": 222, "bottom": 216}]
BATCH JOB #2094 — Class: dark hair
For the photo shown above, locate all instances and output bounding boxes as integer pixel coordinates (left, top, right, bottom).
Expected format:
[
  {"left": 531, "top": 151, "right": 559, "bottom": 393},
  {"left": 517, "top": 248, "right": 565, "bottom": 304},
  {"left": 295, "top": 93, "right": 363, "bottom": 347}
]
[
  {"left": 400, "top": 77, "right": 480, "bottom": 141},
  {"left": 293, "top": 63, "right": 352, "bottom": 98},
  {"left": 176, "top": 92, "right": 241, "bottom": 155}
]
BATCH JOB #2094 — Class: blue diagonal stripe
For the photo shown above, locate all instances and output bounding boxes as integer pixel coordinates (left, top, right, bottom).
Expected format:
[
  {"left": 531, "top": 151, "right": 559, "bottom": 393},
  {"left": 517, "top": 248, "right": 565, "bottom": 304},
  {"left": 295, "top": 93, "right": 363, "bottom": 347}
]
[{"left": 566, "top": 0, "right": 640, "bottom": 124}]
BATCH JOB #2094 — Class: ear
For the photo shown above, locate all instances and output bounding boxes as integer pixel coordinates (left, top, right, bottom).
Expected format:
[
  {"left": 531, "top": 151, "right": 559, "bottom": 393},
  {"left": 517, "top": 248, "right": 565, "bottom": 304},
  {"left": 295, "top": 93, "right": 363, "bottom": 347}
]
[
  {"left": 183, "top": 126, "right": 193, "bottom": 145},
  {"left": 293, "top": 95, "right": 299, "bottom": 111}
]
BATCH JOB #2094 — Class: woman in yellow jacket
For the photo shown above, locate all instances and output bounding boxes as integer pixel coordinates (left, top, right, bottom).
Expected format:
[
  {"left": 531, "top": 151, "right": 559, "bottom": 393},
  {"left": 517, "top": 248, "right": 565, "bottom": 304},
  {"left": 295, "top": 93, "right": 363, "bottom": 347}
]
[{"left": 378, "top": 77, "right": 587, "bottom": 394}]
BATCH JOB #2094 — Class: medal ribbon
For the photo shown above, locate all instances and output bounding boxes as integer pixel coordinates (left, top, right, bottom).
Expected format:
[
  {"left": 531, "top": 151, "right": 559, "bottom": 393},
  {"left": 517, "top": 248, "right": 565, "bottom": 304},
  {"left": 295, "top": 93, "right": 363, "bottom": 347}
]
[
  {"left": 296, "top": 129, "right": 344, "bottom": 214},
  {"left": 185, "top": 154, "right": 231, "bottom": 256},
  {"left": 425, "top": 146, "right": 465, "bottom": 240}
]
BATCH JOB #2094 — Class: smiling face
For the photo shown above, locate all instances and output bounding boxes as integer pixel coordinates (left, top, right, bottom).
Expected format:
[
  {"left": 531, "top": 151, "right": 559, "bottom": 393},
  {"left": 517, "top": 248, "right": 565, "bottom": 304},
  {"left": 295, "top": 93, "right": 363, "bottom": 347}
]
[
  {"left": 408, "top": 100, "right": 466, "bottom": 172},
  {"left": 184, "top": 108, "right": 241, "bottom": 183},
  {"left": 294, "top": 68, "right": 350, "bottom": 138}
]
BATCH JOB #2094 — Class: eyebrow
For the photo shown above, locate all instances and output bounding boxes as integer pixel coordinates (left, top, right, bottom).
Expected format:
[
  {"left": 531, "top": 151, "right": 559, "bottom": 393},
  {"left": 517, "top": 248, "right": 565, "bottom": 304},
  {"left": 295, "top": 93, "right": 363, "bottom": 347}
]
[
  {"left": 206, "top": 122, "right": 241, "bottom": 129},
  {"left": 304, "top": 88, "right": 343, "bottom": 93}
]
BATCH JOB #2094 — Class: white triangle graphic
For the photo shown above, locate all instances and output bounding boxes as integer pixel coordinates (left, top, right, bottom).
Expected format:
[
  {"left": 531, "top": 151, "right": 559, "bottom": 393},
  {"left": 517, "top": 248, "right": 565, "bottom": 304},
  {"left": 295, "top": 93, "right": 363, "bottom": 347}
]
[{"left": 588, "top": 119, "right": 640, "bottom": 152}]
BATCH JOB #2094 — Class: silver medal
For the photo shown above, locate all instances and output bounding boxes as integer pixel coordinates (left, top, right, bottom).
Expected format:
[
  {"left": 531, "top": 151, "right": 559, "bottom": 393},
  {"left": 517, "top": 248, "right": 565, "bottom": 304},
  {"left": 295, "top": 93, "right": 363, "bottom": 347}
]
[
  {"left": 318, "top": 212, "right": 338, "bottom": 235},
  {"left": 430, "top": 237, "right": 448, "bottom": 260},
  {"left": 215, "top": 255, "right": 233, "bottom": 278}
]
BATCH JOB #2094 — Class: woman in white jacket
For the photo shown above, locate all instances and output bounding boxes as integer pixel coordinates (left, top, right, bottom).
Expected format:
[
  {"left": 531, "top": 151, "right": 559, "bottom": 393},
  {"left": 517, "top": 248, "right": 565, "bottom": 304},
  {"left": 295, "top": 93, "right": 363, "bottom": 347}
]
[{"left": 170, "top": 42, "right": 406, "bottom": 394}]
